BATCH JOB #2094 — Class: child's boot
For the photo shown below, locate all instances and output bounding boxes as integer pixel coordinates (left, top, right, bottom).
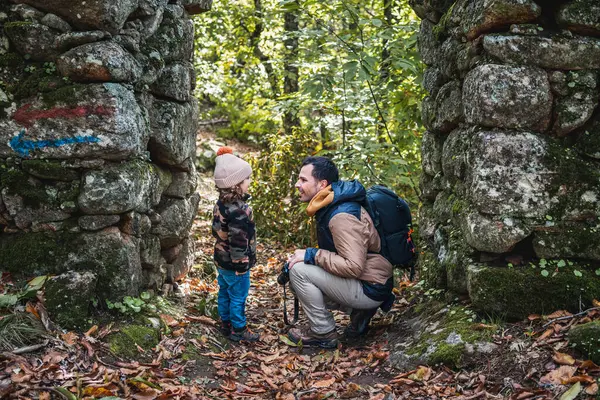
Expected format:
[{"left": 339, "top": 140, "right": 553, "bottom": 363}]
[
  {"left": 219, "top": 320, "right": 232, "bottom": 336},
  {"left": 229, "top": 326, "right": 260, "bottom": 342}
]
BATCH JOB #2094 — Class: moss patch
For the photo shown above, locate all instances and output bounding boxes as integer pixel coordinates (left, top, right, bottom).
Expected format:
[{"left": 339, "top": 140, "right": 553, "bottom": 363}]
[
  {"left": 0, "top": 231, "right": 78, "bottom": 275},
  {"left": 108, "top": 325, "right": 160, "bottom": 360},
  {"left": 468, "top": 264, "right": 600, "bottom": 320},
  {"left": 406, "top": 301, "right": 497, "bottom": 368},
  {"left": 21, "top": 160, "right": 80, "bottom": 181},
  {"left": 568, "top": 321, "right": 600, "bottom": 363},
  {"left": 0, "top": 167, "right": 80, "bottom": 208}
]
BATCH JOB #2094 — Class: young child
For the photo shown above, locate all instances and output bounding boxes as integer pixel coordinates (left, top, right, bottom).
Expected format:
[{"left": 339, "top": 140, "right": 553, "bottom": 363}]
[{"left": 212, "top": 147, "right": 260, "bottom": 342}]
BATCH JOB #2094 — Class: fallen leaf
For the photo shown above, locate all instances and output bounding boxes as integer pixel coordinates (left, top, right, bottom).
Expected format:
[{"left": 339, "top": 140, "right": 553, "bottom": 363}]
[
  {"left": 559, "top": 382, "right": 581, "bottom": 400},
  {"left": 369, "top": 394, "right": 385, "bottom": 400},
  {"left": 540, "top": 366, "right": 577, "bottom": 385},
  {"left": 132, "top": 390, "right": 158, "bottom": 400},
  {"left": 562, "top": 375, "right": 595, "bottom": 384},
  {"left": 39, "top": 392, "right": 50, "bottom": 400},
  {"left": 172, "top": 328, "right": 185, "bottom": 337},
  {"left": 547, "top": 310, "right": 572, "bottom": 319},
  {"left": 313, "top": 377, "right": 335, "bottom": 388},
  {"left": 408, "top": 366, "right": 432, "bottom": 382},
  {"left": 536, "top": 328, "right": 554, "bottom": 342},
  {"left": 528, "top": 314, "right": 541, "bottom": 321},
  {"left": 553, "top": 352, "right": 575, "bottom": 365},
  {"left": 585, "top": 382, "right": 598, "bottom": 395},
  {"left": 592, "top": 299, "right": 600, "bottom": 308},
  {"left": 61, "top": 331, "right": 78, "bottom": 345},
  {"left": 85, "top": 325, "right": 98, "bottom": 337},
  {"left": 160, "top": 314, "right": 178, "bottom": 327}
]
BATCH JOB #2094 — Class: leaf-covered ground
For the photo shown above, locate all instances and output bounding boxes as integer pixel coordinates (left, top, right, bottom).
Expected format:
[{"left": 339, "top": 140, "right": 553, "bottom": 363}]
[{"left": 1, "top": 139, "right": 600, "bottom": 399}]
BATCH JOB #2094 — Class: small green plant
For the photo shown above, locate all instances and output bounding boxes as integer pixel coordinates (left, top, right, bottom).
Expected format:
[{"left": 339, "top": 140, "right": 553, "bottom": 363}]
[
  {"left": 105, "top": 291, "right": 156, "bottom": 315},
  {"left": 42, "top": 62, "right": 56, "bottom": 74}
]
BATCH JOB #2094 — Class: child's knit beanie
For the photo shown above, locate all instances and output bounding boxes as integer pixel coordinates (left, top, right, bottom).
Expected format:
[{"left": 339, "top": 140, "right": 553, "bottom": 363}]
[{"left": 213, "top": 147, "right": 252, "bottom": 189}]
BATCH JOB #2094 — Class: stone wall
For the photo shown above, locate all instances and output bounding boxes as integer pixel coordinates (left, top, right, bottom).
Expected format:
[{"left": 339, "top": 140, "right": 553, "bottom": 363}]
[
  {"left": 411, "top": 0, "right": 600, "bottom": 319},
  {"left": 0, "top": 0, "right": 211, "bottom": 327}
]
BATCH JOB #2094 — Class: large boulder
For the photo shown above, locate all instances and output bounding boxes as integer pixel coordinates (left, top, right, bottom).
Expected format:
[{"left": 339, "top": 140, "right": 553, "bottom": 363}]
[
  {"left": 14, "top": 0, "right": 139, "bottom": 34},
  {"left": 483, "top": 34, "right": 600, "bottom": 70},
  {"left": 552, "top": 70, "right": 598, "bottom": 136},
  {"left": 463, "top": 64, "right": 552, "bottom": 132},
  {"left": 79, "top": 160, "right": 171, "bottom": 215},
  {"left": 430, "top": 80, "right": 463, "bottom": 133},
  {"left": 418, "top": 19, "right": 441, "bottom": 66},
  {"left": 57, "top": 41, "right": 142, "bottom": 83},
  {"left": 0, "top": 83, "right": 149, "bottom": 160}
]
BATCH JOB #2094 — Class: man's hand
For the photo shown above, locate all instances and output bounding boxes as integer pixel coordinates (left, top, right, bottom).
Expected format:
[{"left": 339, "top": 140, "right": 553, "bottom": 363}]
[{"left": 288, "top": 249, "right": 306, "bottom": 269}]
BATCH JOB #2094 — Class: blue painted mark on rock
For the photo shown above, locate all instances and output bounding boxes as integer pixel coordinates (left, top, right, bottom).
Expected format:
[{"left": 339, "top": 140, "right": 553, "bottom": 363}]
[{"left": 10, "top": 129, "right": 101, "bottom": 157}]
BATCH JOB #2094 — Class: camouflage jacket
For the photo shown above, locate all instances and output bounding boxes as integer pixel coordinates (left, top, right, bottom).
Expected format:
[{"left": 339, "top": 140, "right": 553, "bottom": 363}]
[{"left": 212, "top": 199, "right": 256, "bottom": 273}]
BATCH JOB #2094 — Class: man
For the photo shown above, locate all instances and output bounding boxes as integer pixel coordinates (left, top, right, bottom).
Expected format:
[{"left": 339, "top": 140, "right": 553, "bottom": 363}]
[{"left": 287, "top": 156, "right": 394, "bottom": 349}]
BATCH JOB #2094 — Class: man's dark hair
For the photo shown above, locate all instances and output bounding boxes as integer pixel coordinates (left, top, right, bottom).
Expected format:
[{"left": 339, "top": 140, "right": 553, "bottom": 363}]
[{"left": 302, "top": 156, "right": 339, "bottom": 185}]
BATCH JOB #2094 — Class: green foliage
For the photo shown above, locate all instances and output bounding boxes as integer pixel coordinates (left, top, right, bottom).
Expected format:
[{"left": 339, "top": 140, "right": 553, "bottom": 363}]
[
  {"left": 194, "top": 0, "right": 424, "bottom": 242},
  {"left": 248, "top": 128, "right": 319, "bottom": 245}
]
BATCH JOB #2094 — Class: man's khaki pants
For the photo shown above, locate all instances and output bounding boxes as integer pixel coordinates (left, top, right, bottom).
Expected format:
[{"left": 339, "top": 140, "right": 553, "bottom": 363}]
[{"left": 289, "top": 262, "right": 382, "bottom": 334}]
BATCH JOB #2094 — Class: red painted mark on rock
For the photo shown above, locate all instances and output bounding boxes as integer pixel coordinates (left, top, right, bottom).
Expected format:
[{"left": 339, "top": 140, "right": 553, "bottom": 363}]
[{"left": 13, "top": 104, "right": 114, "bottom": 128}]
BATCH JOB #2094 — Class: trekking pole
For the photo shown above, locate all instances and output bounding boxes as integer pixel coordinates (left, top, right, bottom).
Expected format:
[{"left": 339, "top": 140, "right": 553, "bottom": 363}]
[
  {"left": 282, "top": 283, "right": 299, "bottom": 326},
  {"left": 278, "top": 262, "right": 299, "bottom": 325}
]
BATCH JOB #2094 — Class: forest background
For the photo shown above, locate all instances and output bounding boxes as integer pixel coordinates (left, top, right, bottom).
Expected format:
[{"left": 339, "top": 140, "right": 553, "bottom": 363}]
[{"left": 193, "top": 0, "right": 424, "bottom": 246}]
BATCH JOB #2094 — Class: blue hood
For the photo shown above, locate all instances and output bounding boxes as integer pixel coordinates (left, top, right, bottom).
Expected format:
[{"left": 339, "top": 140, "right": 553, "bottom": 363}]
[{"left": 329, "top": 180, "right": 367, "bottom": 208}]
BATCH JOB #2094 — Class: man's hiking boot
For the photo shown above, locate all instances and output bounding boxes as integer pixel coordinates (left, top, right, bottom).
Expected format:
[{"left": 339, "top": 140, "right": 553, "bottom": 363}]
[
  {"left": 219, "top": 320, "right": 232, "bottom": 336},
  {"left": 229, "top": 326, "right": 260, "bottom": 342},
  {"left": 288, "top": 326, "right": 338, "bottom": 349},
  {"left": 344, "top": 308, "right": 378, "bottom": 338}
]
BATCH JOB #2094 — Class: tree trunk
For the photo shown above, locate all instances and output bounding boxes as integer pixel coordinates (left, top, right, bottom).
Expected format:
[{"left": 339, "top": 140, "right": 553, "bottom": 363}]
[
  {"left": 250, "top": 0, "right": 279, "bottom": 97},
  {"left": 283, "top": 1, "right": 300, "bottom": 134},
  {"left": 379, "top": 0, "right": 393, "bottom": 82}
]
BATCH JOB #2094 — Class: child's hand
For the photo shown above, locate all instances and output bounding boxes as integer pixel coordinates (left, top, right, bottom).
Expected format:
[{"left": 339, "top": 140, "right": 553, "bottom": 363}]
[{"left": 288, "top": 249, "right": 306, "bottom": 269}]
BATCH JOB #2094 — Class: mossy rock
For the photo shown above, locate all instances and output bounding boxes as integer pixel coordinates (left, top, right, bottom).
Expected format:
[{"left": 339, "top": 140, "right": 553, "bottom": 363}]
[
  {"left": 390, "top": 298, "right": 498, "bottom": 370},
  {"left": 568, "top": 321, "right": 600, "bottom": 363},
  {"left": 21, "top": 160, "right": 80, "bottom": 181},
  {"left": 108, "top": 324, "right": 160, "bottom": 360},
  {"left": 44, "top": 271, "right": 98, "bottom": 330},
  {"left": 0, "top": 167, "right": 80, "bottom": 208},
  {"left": 467, "top": 264, "right": 600, "bottom": 320},
  {"left": 0, "top": 231, "right": 77, "bottom": 276}
]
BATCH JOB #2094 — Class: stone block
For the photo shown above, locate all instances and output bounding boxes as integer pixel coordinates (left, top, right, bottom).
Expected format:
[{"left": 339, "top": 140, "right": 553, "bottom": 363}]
[
  {"left": 79, "top": 215, "right": 121, "bottom": 231},
  {"left": 467, "top": 264, "right": 600, "bottom": 320},
  {"left": 16, "top": 0, "right": 139, "bottom": 34},
  {"left": 57, "top": 41, "right": 141, "bottom": 83},
  {"left": 452, "top": 0, "right": 541, "bottom": 40},
  {"left": 558, "top": 0, "right": 600, "bottom": 37},
  {"left": 172, "top": 237, "right": 194, "bottom": 281},
  {"left": 182, "top": 0, "right": 213, "bottom": 14},
  {"left": 148, "top": 97, "right": 198, "bottom": 168},
  {"left": 0, "top": 83, "right": 149, "bottom": 160},
  {"left": 79, "top": 160, "right": 172, "bottom": 215},
  {"left": 483, "top": 34, "right": 600, "bottom": 70},
  {"left": 152, "top": 192, "right": 200, "bottom": 248},
  {"left": 533, "top": 225, "right": 600, "bottom": 261},
  {"left": 143, "top": 10, "right": 194, "bottom": 62},
  {"left": 44, "top": 271, "right": 97, "bottom": 329},
  {"left": 150, "top": 61, "right": 194, "bottom": 101},
  {"left": 4, "top": 21, "right": 59, "bottom": 61},
  {"left": 463, "top": 64, "right": 552, "bottom": 131}
]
